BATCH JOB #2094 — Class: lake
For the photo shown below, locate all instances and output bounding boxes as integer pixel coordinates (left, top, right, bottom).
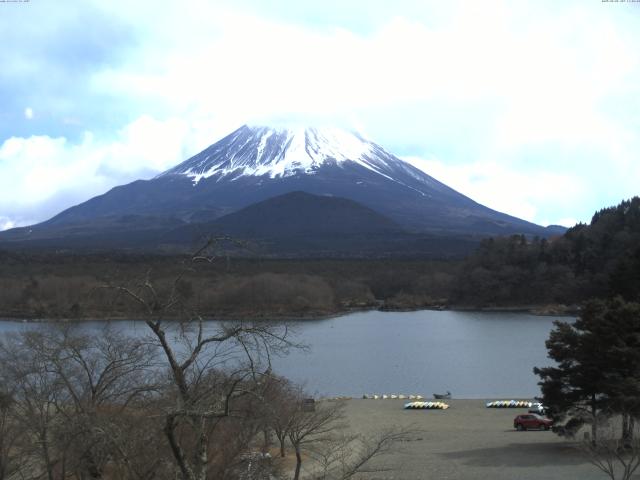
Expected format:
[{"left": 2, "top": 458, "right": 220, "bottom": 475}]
[{"left": 0, "top": 309, "right": 567, "bottom": 399}]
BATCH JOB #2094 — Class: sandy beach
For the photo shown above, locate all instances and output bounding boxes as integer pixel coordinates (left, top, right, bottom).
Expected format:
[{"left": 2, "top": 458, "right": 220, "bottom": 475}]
[{"left": 331, "top": 398, "right": 603, "bottom": 480}]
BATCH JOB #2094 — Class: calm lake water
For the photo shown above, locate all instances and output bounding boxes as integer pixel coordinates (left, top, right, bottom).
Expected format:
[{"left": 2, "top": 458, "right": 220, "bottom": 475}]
[{"left": 0, "top": 310, "right": 568, "bottom": 399}]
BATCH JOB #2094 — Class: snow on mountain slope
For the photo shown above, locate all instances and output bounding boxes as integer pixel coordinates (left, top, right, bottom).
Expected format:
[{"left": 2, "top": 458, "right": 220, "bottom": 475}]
[{"left": 160, "top": 125, "right": 419, "bottom": 185}]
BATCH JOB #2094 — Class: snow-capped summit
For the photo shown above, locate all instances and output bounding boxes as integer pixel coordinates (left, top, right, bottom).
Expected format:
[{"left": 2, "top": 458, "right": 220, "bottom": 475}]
[{"left": 160, "top": 125, "right": 418, "bottom": 185}]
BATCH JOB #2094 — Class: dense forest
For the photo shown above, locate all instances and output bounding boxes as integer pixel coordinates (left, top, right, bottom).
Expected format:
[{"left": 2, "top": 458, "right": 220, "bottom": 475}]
[
  {"left": 0, "top": 197, "right": 638, "bottom": 319},
  {"left": 452, "top": 197, "right": 640, "bottom": 308}
]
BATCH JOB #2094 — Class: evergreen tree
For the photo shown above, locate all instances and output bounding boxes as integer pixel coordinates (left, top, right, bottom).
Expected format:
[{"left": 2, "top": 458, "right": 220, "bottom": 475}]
[
  {"left": 454, "top": 196, "right": 640, "bottom": 306},
  {"left": 534, "top": 298, "right": 640, "bottom": 445}
]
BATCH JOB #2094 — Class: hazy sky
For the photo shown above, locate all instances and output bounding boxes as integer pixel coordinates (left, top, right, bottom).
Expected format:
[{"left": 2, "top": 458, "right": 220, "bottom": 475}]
[{"left": 1, "top": 0, "right": 639, "bottom": 230}]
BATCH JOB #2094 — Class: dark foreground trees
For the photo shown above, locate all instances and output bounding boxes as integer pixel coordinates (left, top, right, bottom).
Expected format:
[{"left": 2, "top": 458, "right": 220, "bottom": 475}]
[
  {"left": 535, "top": 298, "right": 640, "bottom": 444},
  {"left": 535, "top": 298, "right": 640, "bottom": 479},
  {"left": 0, "top": 325, "right": 408, "bottom": 480},
  {"left": 0, "top": 390, "right": 25, "bottom": 480},
  {"left": 0, "top": 326, "right": 164, "bottom": 480}
]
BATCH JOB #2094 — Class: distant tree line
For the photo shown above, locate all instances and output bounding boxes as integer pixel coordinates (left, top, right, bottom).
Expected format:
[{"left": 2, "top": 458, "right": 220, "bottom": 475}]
[
  {"left": 1, "top": 197, "right": 639, "bottom": 319},
  {"left": 0, "top": 254, "right": 458, "bottom": 319}
]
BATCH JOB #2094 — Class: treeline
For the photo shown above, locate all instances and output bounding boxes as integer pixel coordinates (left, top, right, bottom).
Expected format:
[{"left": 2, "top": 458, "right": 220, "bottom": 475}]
[
  {"left": 0, "top": 254, "right": 458, "bottom": 319},
  {"left": 452, "top": 197, "right": 640, "bottom": 307},
  {"left": 1, "top": 197, "right": 638, "bottom": 318}
]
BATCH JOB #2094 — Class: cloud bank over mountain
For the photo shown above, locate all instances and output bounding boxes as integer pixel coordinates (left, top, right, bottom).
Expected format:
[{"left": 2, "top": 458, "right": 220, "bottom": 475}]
[{"left": 1, "top": 0, "right": 639, "bottom": 229}]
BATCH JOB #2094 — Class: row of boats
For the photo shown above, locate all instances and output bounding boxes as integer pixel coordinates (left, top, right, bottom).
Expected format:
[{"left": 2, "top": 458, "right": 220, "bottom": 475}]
[
  {"left": 486, "top": 400, "right": 543, "bottom": 408},
  {"left": 404, "top": 401, "right": 450, "bottom": 410},
  {"left": 404, "top": 399, "right": 543, "bottom": 411},
  {"left": 362, "top": 394, "right": 424, "bottom": 400},
  {"left": 362, "top": 396, "right": 543, "bottom": 411}
]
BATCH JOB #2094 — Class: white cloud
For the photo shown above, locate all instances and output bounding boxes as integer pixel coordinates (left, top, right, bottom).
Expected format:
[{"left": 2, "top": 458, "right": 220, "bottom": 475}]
[
  {"left": 0, "top": 217, "right": 16, "bottom": 231},
  {"left": 100, "top": 115, "right": 196, "bottom": 173},
  {"left": 90, "top": 2, "right": 639, "bottom": 131},
  {"left": 402, "top": 155, "right": 588, "bottom": 226},
  {"left": 2, "top": 0, "right": 640, "bottom": 228},
  {"left": 0, "top": 115, "right": 213, "bottom": 230}
]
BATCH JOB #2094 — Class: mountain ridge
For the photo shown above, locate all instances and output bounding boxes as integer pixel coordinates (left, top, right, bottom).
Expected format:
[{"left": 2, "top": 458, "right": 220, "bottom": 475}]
[{"left": 0, "top": 124, "right": 564, "bottom": 254}]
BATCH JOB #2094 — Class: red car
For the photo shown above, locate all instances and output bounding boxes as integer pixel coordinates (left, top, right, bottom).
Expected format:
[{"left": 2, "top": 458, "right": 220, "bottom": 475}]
[{"left": 514, "top": 414, "right": 553, "bottom": 431}]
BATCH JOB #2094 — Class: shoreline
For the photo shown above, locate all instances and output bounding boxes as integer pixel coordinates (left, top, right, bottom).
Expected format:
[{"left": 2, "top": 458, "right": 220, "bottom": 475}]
[
  {"left": 0, "top": 303, "right": 579, "bottom": 323},
  {"left": 322, "top": 396, "right": 541, "bottom": 402}
]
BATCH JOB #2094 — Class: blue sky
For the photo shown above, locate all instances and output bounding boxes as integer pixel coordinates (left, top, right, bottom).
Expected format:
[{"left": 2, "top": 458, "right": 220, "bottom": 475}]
[{"left": 1, "top": 0, "right": 639, "bottom": 230}]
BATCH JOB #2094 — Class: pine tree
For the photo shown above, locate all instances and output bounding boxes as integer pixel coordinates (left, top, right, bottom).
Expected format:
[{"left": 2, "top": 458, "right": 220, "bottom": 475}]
[{"left": 534, "top": 298, "right": 640, "bottom": 445}]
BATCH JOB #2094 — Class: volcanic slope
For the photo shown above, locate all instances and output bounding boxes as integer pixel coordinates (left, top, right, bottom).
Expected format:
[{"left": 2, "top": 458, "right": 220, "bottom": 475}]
[{"left": 0, "top": 125, "right": 561, "bottom": 250}]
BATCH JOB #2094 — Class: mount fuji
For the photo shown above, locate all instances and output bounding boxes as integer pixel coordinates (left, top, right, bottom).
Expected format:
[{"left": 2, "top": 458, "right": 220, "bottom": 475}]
[{"left": 0, "top": 125, "right": 563, "bottom": 254}]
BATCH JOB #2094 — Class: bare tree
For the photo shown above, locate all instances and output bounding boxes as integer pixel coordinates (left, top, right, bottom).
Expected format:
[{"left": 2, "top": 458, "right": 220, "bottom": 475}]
[
  {"left": 308, "top": 428, "right": 416, "bottom": 480},
  {"left": 0, "top": 326, "right": 162, "bottom": 480},
  {"left": 0, "top": 331, "right": 68, "bottom": 480},
  {"left": 287, "top": 399, "right": 347, "bottom": 480},
  {"left": 0, "top": 390, "right": 27, "bottom": 480},
  {"left": 42, "top": 326, "right": 159, "bottom": 479},
  {"left": 582, "top": 411, "right": 640, "bottom": 480},
  {"left": 108, "top": 242, "right": 297, "bottom": 480},
  {"left": 57, "top": 327, "right": 156, "bottom": 478},
  {"left": 260, "top": 375, "right": 298, "bottom": 458},
  {"left": 284, "top": 395, "right": 416, "bottom": 480}
]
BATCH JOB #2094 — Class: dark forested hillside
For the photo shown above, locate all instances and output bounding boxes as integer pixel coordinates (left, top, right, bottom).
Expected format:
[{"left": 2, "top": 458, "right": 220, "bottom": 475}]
[
  {"left": 1, "top": 198, "right": 637, "bottom": 320},
  {"left": 452, "top": 197, "right": 640, "bottom": 306}
]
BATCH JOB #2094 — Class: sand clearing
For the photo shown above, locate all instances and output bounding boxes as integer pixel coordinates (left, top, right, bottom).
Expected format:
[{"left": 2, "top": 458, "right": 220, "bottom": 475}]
[{"left": 333, "top": 398, "right": 603, "bottom": 480}]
